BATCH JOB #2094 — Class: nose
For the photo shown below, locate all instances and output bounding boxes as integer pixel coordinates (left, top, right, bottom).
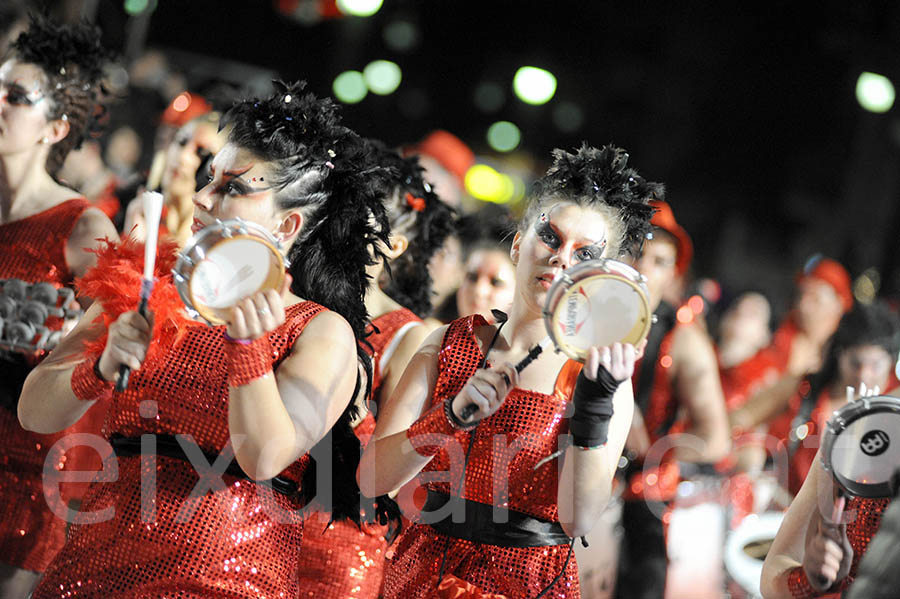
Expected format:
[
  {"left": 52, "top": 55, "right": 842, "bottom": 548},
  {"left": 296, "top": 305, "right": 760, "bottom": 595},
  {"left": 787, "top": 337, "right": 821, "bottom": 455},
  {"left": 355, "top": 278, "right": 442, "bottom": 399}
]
[
  {"left": 473, "top": 277, "right": 492, "bottom": 299},
  {"left": 549, "top": 247, "right": 573, "bottom": 270},
  {"left": 192, "top": 184, "right": 214, "bottom": 213}
]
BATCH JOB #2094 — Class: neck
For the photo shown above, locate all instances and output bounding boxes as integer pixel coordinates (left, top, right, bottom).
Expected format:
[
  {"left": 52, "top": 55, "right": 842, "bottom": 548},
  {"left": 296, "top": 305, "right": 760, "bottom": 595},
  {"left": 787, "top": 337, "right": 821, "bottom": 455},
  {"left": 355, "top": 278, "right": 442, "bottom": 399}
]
[
  {"left": 503, "top": 300, "right": 550, "bottom": 352},
  {"left": 365, "top": 285, "right": 403, "bottom": 320},
  {"left": 0, "top": 149, "right": 54, "bottom": 220}
]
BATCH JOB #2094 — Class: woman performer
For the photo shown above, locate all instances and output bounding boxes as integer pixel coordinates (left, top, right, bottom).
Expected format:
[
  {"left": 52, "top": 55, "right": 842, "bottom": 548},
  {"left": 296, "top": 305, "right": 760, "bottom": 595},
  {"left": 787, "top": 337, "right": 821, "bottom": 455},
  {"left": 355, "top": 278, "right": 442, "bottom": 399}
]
[
  {"left": 360, "top": 144, "right": 659, "bottom": 598},
  {"left": 19, "top": 81, "right": 393, "bottom": 598},
  {"left": 296, "top": 140, "right": 454, "bottom": 597},
  {"left": 124, "top": 108, "right": 226, "bottom": 246},
  {"left": 0, "top": 15, "right": 118, "bottom": 596}
]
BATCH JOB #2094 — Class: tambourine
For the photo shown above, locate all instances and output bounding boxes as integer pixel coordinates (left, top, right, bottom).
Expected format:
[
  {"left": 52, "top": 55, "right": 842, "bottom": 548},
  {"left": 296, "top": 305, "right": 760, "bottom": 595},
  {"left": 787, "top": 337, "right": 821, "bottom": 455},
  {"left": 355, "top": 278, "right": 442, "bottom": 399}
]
[
  {"left": 821, "top": 395, "right": 900, "bottom": 498},
  {"left": 173, "top": 219, "right": 287, "bottom": 325},
  {"left": 542, "top": 258, "right": 652, "bottom": 361},
  {"left": 460, "top": 258, "right": 652, "bottom": 420}
]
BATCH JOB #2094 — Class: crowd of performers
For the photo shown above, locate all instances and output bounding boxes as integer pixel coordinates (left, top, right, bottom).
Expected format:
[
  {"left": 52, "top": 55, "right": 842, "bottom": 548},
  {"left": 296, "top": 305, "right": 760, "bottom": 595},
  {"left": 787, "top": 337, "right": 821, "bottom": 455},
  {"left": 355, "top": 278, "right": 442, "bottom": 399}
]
[{"left": 2, "top": 13, "right": 900, "bottom": 599}]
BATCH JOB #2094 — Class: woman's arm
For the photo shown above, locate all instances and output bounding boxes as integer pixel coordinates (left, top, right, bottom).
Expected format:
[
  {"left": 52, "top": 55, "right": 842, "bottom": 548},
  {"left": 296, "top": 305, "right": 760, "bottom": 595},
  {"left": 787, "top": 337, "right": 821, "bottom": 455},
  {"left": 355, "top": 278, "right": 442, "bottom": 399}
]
[
  {"left": 358, "top": 325, "right": 447, "bottom": 497},
  {"left": 761, "top": 453, "right": 853, "bottom": 598},
  {"left": 375, "top": 323, "right": 430, "bottom": 414},
  {"left": 557, "top": 342, "right": 637, "bottom": 538},
  {"left": 671, "top": 323, "right": 731, "bottom": 462},
  {"left": 19, "top": 302, "right": 113, "bottom": 433},
  {"left": 226, "top": 295, "right": 358, "bottom": 481}
]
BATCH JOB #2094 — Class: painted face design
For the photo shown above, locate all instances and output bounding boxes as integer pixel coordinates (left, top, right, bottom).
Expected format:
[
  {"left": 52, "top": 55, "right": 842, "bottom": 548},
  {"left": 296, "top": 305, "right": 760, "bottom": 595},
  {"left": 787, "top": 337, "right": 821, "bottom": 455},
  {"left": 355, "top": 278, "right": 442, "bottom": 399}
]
[{"left": 535, "top": 211, "right": 607, "bottom": 264}]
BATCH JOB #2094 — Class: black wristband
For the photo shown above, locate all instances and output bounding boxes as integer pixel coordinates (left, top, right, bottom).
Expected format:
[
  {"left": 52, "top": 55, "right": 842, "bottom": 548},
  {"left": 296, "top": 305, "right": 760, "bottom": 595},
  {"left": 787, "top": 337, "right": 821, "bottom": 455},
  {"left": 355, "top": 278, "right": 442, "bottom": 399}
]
[
  {"left": 444, "top": 397, "right": 477, "bottom": 431},
  {"left": 569, "top": 368, "right": 621, "bottom": 448}
]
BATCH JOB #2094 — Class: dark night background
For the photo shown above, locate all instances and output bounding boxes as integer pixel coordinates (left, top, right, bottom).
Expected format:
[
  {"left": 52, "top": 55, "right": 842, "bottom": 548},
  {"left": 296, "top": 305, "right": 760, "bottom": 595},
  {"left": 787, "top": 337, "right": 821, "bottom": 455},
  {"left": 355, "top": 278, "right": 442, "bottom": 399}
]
[{"left": 54, "top": 0, "right": 900, "bottom": 316}]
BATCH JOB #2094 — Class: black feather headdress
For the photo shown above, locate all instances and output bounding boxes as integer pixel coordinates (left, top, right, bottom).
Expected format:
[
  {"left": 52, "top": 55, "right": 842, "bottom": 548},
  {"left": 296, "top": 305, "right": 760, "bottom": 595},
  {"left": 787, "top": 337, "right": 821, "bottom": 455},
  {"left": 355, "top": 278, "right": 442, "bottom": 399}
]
[{"left": 533, "top": 143, "right": 664, "bottom": 252}]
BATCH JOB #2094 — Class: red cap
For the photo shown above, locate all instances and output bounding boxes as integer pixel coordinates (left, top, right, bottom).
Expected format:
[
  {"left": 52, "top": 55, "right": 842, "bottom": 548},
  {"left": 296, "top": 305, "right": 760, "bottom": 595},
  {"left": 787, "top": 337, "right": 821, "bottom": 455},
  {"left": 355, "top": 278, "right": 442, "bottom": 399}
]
[
  {"left": 410, "top": 130, "right": 475, "bottom": 187},
  {"left": 160, "top": 92, "right": 213, "bottom": 128},
  {"left": 649, "top": 200, "right": 693, "bottom": 275},
  {"left": 797, "top": 257, "right": 853, "bottom": 312}
]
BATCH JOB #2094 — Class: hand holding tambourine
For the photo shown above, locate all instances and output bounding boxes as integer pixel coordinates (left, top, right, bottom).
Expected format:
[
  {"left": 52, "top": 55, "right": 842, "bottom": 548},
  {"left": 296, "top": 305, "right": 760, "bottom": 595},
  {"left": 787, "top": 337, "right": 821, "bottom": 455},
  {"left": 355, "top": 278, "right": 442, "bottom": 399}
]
[{"left": 224, "top": 274, "right": 293, "bottom": 341}]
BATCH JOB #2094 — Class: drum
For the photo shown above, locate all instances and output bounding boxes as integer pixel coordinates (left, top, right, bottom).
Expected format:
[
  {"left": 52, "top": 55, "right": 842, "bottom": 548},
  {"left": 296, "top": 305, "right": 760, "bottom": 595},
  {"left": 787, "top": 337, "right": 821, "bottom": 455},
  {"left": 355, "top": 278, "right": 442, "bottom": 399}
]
[
  {"left": 723, "top": 511, "right": 784, "bottom": 599},
  {"left": 821, "top": 394, "right": 900, "bottom": 498},
  {"left": 542, "top": 258, "right": 652, "bottom": 360},
  {"left": 173, "top": 219, "right": 287, "bottom": 325}
]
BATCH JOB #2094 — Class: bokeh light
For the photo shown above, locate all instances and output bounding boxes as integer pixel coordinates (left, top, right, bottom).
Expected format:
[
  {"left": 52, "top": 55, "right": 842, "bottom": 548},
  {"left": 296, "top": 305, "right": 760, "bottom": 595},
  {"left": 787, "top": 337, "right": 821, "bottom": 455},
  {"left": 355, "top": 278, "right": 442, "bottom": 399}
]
[
  {"left": 473, "top": 82, "right": 505, "bottom": 113},
  {"left": 513, "top": 66, "right": 557, "bottom": 105},
  {"left": 383, "top": 20, "right": 419, "bottom": 52},
  {"left": 336, "top": 0, "right": 383, "bottom": 17},
  {"left": 364, "top": 60, "right": 402, "bottom": 95},
  {"left": 486, "top": 121, "right": 521, "bottom": 153},
  {"left": 552, "top": 101, "right": 584, "bottom": 132},
  {"left": 465, "top": 165, "right": 516, "bottom": 204},
  {"left": 856, "top": 72, "right": 895, "bottom": 113},
  {"left": 332, "top": 71, "right": 368, "bottom": 104}
]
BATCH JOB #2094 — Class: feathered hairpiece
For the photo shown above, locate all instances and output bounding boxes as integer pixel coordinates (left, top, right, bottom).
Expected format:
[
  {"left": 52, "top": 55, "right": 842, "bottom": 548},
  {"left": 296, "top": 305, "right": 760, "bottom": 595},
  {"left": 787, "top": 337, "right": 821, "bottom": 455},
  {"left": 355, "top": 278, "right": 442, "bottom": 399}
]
[
  {"left": 365, "top": 139, "right": 456, "bottom": 317},
  {"left": 535, "top": 143, "right": 663, "bottom": 251},
  {"left": 220, "top": 81, "right": 345, "bottom": 175},
  {"left": 11, "top": 13, "right": 110, "bottom": 91},
  {"left": 10, "top": 13, "right": 114, "bottom": 175}
]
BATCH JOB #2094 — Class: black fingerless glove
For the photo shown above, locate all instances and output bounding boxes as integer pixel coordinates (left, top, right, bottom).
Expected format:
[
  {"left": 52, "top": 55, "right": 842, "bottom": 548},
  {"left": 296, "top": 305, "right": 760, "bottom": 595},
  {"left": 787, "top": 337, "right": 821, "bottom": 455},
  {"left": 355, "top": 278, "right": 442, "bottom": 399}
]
[{"left": 569, "top": 367, "right": 622, "bottom": 448}]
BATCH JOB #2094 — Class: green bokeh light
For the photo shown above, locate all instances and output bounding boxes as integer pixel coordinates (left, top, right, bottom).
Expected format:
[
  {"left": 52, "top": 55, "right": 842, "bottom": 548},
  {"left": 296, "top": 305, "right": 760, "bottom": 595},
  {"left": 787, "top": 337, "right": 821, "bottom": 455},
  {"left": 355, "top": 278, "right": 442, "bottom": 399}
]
[
  {"left": 332, "top": 71, "right": 368, "bottom": 104},
  {"left": 856, "top": 72, "right": 895, "bottom": 113},
  {"left": 363, "top": 60, "right": 402, "bottom": 95},
  {"left": 336, "top": 0, "right": 383, "bottom": 17},
  {"left": 513, "top": 66, "right": 557, "bottom": 105},
  {"left": 486, "top": 121, "right": 521, "bottom": 153}
]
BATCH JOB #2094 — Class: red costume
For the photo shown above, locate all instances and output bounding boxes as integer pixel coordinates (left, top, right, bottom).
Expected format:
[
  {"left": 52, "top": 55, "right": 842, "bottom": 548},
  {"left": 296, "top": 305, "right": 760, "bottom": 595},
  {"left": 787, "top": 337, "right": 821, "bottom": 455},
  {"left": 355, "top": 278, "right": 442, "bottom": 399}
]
[
  {"left": 296, "top": 308, "right": 421, "bottom": 599},
  {"left": 0, "top": 199, "right": 106, "bottom": 572},
  {"left": 718, "top": 349, "right": 780, "bottom": 525},
  {"left": 624, "top": 326, "right": 683, "bottom": 503},
  {"left": 381, "top": 315, "right": 579, "bottom": 599},
  {"left": 32, "top": 240, "right": 317, "bottom": 599},
  {"left": 788, "top": 497, "right": 888, "bottom": 598}
]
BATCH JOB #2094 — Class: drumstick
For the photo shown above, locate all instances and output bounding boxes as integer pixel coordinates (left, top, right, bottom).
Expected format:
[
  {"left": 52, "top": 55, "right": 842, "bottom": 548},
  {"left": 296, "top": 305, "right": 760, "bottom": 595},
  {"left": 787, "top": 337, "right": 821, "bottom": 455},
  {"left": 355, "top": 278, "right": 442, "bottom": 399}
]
[
  {"left": 459, "top": 336, "right": 553, "bottom": 421},
  {"left": 115, "top": 191, "right": 164, "bottom": 392}
]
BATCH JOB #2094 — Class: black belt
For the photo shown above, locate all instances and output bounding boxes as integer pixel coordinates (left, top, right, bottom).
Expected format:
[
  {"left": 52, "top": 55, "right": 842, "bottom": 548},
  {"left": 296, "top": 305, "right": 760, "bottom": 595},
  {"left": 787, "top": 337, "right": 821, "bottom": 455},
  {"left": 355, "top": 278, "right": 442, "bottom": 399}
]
[
  {"left": 110, "top": 434, "right": 300, "bottom": 497},
  {"left": 424, "top": 490, "right": 570, "bottom": 548}
]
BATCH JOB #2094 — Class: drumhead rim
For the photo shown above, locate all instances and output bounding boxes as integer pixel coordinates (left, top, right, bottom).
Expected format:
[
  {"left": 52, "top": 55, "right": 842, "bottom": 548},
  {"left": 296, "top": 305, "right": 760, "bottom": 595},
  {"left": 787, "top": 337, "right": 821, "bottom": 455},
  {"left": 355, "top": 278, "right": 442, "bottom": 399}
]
[
  {"left": 173, "top": 219, "right": 287, "bottom": 325},
  {"left": 542, "top": 264, "right": 651, "bottom": 362}
]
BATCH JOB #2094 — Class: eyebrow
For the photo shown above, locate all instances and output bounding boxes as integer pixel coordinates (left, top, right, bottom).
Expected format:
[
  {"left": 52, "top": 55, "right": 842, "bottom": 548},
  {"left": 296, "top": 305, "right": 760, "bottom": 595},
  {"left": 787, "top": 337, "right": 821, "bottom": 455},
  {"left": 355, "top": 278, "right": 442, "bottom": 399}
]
[{"left": 543, "top": 217, "right": 605, "bottom": 247}]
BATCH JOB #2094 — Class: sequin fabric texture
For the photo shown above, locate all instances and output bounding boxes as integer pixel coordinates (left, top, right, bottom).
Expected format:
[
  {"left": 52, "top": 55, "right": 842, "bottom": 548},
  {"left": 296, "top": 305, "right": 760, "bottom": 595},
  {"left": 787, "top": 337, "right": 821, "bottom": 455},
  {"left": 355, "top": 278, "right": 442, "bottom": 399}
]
[
  {"left": 0, "top": 199, "right": 107, "bottom": 572},
  {"left": 834, "top": 496, "right": 888, "bottom": 596},
  {"left": 382, "top": 315, "right": 580, "bottom": 599},
  {"left": 32, "top": 299, "right": 324, "bottom": 599},
  {"left": 296, "top": 308, "right": 420, "bottom": 598}
]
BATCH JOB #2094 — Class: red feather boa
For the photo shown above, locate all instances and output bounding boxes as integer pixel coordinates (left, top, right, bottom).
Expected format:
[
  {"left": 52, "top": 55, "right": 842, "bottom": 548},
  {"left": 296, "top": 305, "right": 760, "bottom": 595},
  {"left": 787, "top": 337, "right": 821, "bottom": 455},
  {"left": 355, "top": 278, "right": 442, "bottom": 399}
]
[{"left": 77, "top": 236, "right": 197, "bottom": 360}]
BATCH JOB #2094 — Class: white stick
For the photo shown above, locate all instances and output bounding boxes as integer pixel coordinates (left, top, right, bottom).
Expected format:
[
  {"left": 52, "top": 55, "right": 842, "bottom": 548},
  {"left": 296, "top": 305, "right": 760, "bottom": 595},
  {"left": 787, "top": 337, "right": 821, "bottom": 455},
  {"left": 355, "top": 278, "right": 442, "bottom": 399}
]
[{"left": 141, "top": 191, "right": 164, "bottom": 281}]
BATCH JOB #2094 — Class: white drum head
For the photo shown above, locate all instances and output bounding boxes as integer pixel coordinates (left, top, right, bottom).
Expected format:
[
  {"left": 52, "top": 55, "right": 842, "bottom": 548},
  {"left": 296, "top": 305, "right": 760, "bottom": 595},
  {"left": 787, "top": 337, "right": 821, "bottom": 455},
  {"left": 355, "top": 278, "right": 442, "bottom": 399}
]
[
  {"left": 544, "top": 259, "right": 651, "bottom": 361},
  {"left": 191, "top": 238, "right": 275, "bottom": 309},
  {"left": 830, "top": 409, "right": 900, "bottom": 493}
]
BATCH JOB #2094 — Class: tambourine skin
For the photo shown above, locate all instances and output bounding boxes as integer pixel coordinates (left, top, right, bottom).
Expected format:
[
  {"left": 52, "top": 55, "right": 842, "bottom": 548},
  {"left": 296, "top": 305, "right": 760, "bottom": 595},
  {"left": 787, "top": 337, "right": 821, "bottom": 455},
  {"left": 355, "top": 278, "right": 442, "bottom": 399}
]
[
  {"left": 542, "top": 258, "right": 651, "bottom": 362},
  {"left": 173, "top": 219, "right": 287, "bottom": 325},
  {"left": 821, "top": 395, "right": 900, "bottom": 498}
]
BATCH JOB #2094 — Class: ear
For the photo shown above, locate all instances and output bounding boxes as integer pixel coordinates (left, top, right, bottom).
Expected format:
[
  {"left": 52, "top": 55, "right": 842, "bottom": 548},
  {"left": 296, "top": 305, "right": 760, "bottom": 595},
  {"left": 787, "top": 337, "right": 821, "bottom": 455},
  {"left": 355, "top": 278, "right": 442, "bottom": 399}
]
[
  {"left": 46, "top": 118, "right": 70, "bottom": 145},
  {"left": 385, "top": 233, "right": 409, "bottom": 260},
  {"left": 510, "top": 231, "right": 522, "bottom": 265},
  {"left": 275, "top": 210, "right": 303, "bottom": 246}
]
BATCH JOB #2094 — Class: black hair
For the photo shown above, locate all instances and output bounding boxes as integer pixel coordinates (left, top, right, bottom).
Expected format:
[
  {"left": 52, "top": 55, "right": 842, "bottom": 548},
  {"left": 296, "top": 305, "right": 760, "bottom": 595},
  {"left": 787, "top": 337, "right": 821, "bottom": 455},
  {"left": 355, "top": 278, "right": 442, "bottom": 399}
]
[
  {"left": 9, "top": 13, "right": 113, "bottom": 176},
  {"left": 526, "top": 143, "right": 663, "bottom": 258},
  {"left": 220, "top": 81, "right": 395, "bottom": 526},
  {"left": 792, "top": 301, "right": 900, "bottom": 452},
  {"left": 365, "top": 140, "right": 456, "bottom": 317}
]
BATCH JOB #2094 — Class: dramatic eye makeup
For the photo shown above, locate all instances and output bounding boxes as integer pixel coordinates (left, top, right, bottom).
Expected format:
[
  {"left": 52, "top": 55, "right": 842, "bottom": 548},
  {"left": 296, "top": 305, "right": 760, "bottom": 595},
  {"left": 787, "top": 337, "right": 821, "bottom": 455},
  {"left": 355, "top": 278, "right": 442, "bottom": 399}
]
[
  {"left": 207, "top": 164, "right": 270, "bottom": 196},
  {"left": 0, "top": 82, "right": 44, "bottom": 107},
  {"left": 535, "top": 212, "right": 607, "bottom": 261}
]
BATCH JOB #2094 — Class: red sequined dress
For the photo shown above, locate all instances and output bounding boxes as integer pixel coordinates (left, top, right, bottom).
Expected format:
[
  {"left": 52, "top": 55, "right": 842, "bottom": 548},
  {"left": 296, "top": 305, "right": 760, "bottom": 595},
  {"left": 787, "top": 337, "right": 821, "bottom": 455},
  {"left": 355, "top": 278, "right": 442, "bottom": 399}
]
[
  {"left": 297, "top": 308, "right": 421, "bottom": 599},
  {"left": 0, "top": 199, "right": 107, "bottom": 572},
  {"left": 382, "top": 315, "right": 579, "bottom": 599},
  {"left": 33, "top": 240, "right": 319, "bottom": 599}
]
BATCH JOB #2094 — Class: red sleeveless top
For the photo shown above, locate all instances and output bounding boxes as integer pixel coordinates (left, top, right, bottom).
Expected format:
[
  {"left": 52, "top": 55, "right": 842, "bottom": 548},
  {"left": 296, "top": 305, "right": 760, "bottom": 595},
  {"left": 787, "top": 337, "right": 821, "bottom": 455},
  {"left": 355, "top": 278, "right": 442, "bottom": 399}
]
[
  {"left": 0, "top": 198, "right": 107, "bottom": 572},
  {"left": 33, "top": 245, "right": 324, "bottom": 597}
]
